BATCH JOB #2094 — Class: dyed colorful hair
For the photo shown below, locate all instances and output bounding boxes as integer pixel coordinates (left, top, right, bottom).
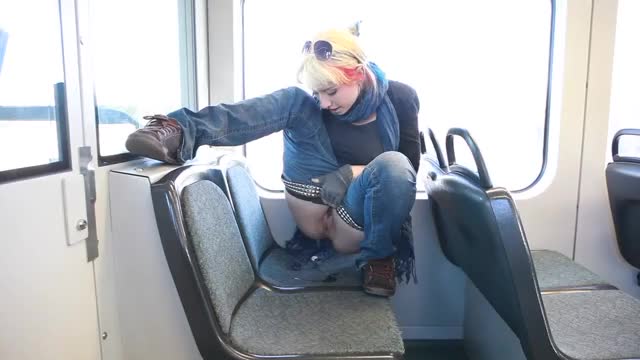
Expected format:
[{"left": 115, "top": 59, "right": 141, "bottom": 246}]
[{"left": 297, "top": 28, "right": 375, "bottom": 91}]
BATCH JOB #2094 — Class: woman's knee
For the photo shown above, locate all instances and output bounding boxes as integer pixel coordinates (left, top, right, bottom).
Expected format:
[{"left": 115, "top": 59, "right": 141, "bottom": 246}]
[{"left": 369, "top": 151, "right": 416, "bottom": 187}]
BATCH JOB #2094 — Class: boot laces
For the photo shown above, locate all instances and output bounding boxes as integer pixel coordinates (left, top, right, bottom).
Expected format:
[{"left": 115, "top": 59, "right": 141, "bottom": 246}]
[
  {"left": 368, "top": 258, "right": 394, "bottom": 279},
  {"left": 142, "top": 115, "right": 180, "bottom": 137}
]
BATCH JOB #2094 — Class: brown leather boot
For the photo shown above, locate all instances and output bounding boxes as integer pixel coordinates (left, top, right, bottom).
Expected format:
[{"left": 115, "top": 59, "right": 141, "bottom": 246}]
[
  {"left": 362, "top": 256, "right": 396, "bottom": 297},
  {"left": 125, "top": 115, "right": 183, "bottom": 164}
]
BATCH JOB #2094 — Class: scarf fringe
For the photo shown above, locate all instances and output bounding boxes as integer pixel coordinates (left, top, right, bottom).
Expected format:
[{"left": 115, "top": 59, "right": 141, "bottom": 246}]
[{"left": 394, "top": 216, "right": 418, "bottom": 284}]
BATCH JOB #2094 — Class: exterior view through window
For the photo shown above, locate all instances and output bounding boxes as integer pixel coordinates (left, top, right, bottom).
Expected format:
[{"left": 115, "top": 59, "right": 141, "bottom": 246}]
[
  {"left": 91, "top": 0, "right": 185, "bottom": 158},
  {"left": 244, "top": 0, "right": 552, "bottom": 191},
  {"left": 0, "top": 0, "right": 67, "bottom": 176}
]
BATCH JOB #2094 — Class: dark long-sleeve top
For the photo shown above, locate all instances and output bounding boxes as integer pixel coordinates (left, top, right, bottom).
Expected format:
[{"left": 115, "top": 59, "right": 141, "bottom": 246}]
[{"left": 323, "top": 80, "right": 421, "bottom": 172}]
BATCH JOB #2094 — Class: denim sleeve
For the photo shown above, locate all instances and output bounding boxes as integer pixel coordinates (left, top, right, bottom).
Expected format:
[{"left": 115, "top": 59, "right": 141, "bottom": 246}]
[{"left": 167, "top": 86, "right": 320, "bottom": 161}]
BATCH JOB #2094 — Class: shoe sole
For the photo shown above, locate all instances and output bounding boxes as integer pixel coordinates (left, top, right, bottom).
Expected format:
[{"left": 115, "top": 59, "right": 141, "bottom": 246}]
[
  {"left": 363, "top": 287, "right": 395, "bottom": 297},
  {"left": 125, "top": 133, "right": 180, "bottom": 165}
]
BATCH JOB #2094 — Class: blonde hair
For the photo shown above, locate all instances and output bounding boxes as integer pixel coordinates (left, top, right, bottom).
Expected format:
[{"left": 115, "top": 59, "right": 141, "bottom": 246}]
[{"left": 297, "top": 28, "right": 375, "bottom": 91}]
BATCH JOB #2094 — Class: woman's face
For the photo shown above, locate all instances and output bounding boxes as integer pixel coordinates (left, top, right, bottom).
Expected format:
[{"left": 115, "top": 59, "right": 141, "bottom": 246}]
[{"left": 313, "top": 82, "right": 360, "bottom": 115}]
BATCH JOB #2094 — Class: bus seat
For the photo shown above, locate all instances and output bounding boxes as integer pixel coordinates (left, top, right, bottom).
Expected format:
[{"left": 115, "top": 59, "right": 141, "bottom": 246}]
[
  {"left": 426, "top": 128, "right": 640, "bottom": 360},
  {"left": 223, "top": 158, "right": 361, "bottom": 288},
  {"left": 151, "top": 165, "right": 404, "bottom": 359},
  {"left": 606, "top": 128, "right": 640, "bottom": 270},
  {"left": 530, "top": 249, "right": 610, "bottom": 291},
  {"left": 223, "top": 162, "right": 273, "bottom": 270},
  {"left": 422, "top": 128, "right": 611, "bottom": 291},
  {"left": 423, "top": 129, "right": 609, "bottom": 291}
]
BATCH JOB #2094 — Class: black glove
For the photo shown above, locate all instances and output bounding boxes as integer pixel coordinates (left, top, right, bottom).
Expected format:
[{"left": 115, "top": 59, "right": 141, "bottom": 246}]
[{"left": 312, "top": 165, "right": 353, "bottom": 208}]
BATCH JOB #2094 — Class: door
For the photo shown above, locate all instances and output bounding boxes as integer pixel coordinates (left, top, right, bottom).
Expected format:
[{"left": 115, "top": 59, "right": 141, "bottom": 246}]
[{"left": 0, "top": 0, "right": 101, "bottom": 358}]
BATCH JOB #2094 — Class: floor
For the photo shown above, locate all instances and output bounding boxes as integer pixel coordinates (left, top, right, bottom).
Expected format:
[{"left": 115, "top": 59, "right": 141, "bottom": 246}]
[{"left": 404, "top": 340, "right": 468, "bottom": 360}]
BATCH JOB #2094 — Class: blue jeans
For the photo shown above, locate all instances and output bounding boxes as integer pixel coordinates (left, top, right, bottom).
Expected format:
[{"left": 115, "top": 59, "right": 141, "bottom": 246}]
[
  {"left": 342, "top": 152, "right": 416, "bottom": 266},
  {"left": 167, "top": 87, "right": 416, "bottom": 266},
  {"left": 168, "top": 87, "right": 339, "bottom": 183}
]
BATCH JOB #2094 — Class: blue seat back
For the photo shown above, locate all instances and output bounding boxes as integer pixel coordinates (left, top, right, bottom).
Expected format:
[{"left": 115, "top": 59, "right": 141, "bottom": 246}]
[
  {"left": 225, "top": 164, "right": 275, "bottom": 270},
  {"left": 425, "top": 128, "right": 561, "bottom": 360},
  {"left": 606, "top": 129, "right": 640, "bottom": 269}
]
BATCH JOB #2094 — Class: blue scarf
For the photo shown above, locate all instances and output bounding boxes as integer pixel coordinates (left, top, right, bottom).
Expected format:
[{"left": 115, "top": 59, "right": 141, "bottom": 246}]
[
  {"left": 332, "top": 63, "right": 416, "bottom": 284},
  {"left": 333, "top": 62, "right": 399, "bottom": 151}
]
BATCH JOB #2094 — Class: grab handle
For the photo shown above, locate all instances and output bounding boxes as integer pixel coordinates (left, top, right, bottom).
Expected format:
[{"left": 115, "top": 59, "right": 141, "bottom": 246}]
[
  {"left": 427, "top": 128, "right": 447, "bottom": 170},
  {"left": 611, "top": 128, "right": 640, "bottom": 163},
  {"left": 445, "top": 128, "right": 493, "bottom": 189}
]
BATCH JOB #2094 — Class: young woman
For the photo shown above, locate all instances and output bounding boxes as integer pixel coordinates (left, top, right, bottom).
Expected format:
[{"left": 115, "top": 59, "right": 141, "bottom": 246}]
[{"left": 126, "top": 28, "right": 421, "bottom": 297}]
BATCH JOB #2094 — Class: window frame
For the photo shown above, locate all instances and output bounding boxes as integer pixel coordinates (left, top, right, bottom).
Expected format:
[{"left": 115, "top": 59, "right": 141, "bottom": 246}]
[
  {"left": 0, "top": 85, "right": 71, "bottom": 184},
  {"left": 240, "top": 0, "right": 557, "bottom": 193},
  {"left": 514, "top": 0, "right": 556, "bottom": 193},
  {"left": 96, "top": 0, "right": 202, "bottom": 166}
]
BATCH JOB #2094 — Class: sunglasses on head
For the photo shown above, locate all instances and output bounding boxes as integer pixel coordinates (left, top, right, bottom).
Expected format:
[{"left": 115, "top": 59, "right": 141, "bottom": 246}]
[{"left": 302, "top": 40, "right": 333, "bottom": 60}]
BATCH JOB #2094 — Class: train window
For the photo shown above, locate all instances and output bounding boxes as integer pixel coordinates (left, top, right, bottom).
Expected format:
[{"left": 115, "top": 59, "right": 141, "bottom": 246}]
[
  {"left": 0, "top": 1, "right": 70, "bottom": 183},
  {"left": 608, "top": 0, "right": 640, "bottom": 159},
  {"left": 91, "top": 0, "right": 191, "bottom": 163},
  {"left": 244, "top": 0, "right": 553, "bottom": 191}
]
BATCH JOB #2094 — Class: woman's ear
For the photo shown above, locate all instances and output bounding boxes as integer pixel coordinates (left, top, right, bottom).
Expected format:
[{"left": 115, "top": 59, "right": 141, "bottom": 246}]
[{"left": 357, "top": 65, "right": 367, "bottom": 82}]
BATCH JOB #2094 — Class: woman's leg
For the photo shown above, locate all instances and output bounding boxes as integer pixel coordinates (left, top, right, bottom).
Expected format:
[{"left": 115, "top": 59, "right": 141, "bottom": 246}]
[
  {"left": 329, "top": 151, "right": 416, "bottom": 295},
  {"left": 126, "top": 86, "right": 323, "bottom": 165},
  {"left": 341, "top": 151, "right": 416, "bottom": 261}
]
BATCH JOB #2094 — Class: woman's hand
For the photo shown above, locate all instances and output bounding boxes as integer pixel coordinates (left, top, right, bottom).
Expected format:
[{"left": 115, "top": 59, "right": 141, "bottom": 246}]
[{"left": 312, "top": 164, "right": 353, "bottom": 208}]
